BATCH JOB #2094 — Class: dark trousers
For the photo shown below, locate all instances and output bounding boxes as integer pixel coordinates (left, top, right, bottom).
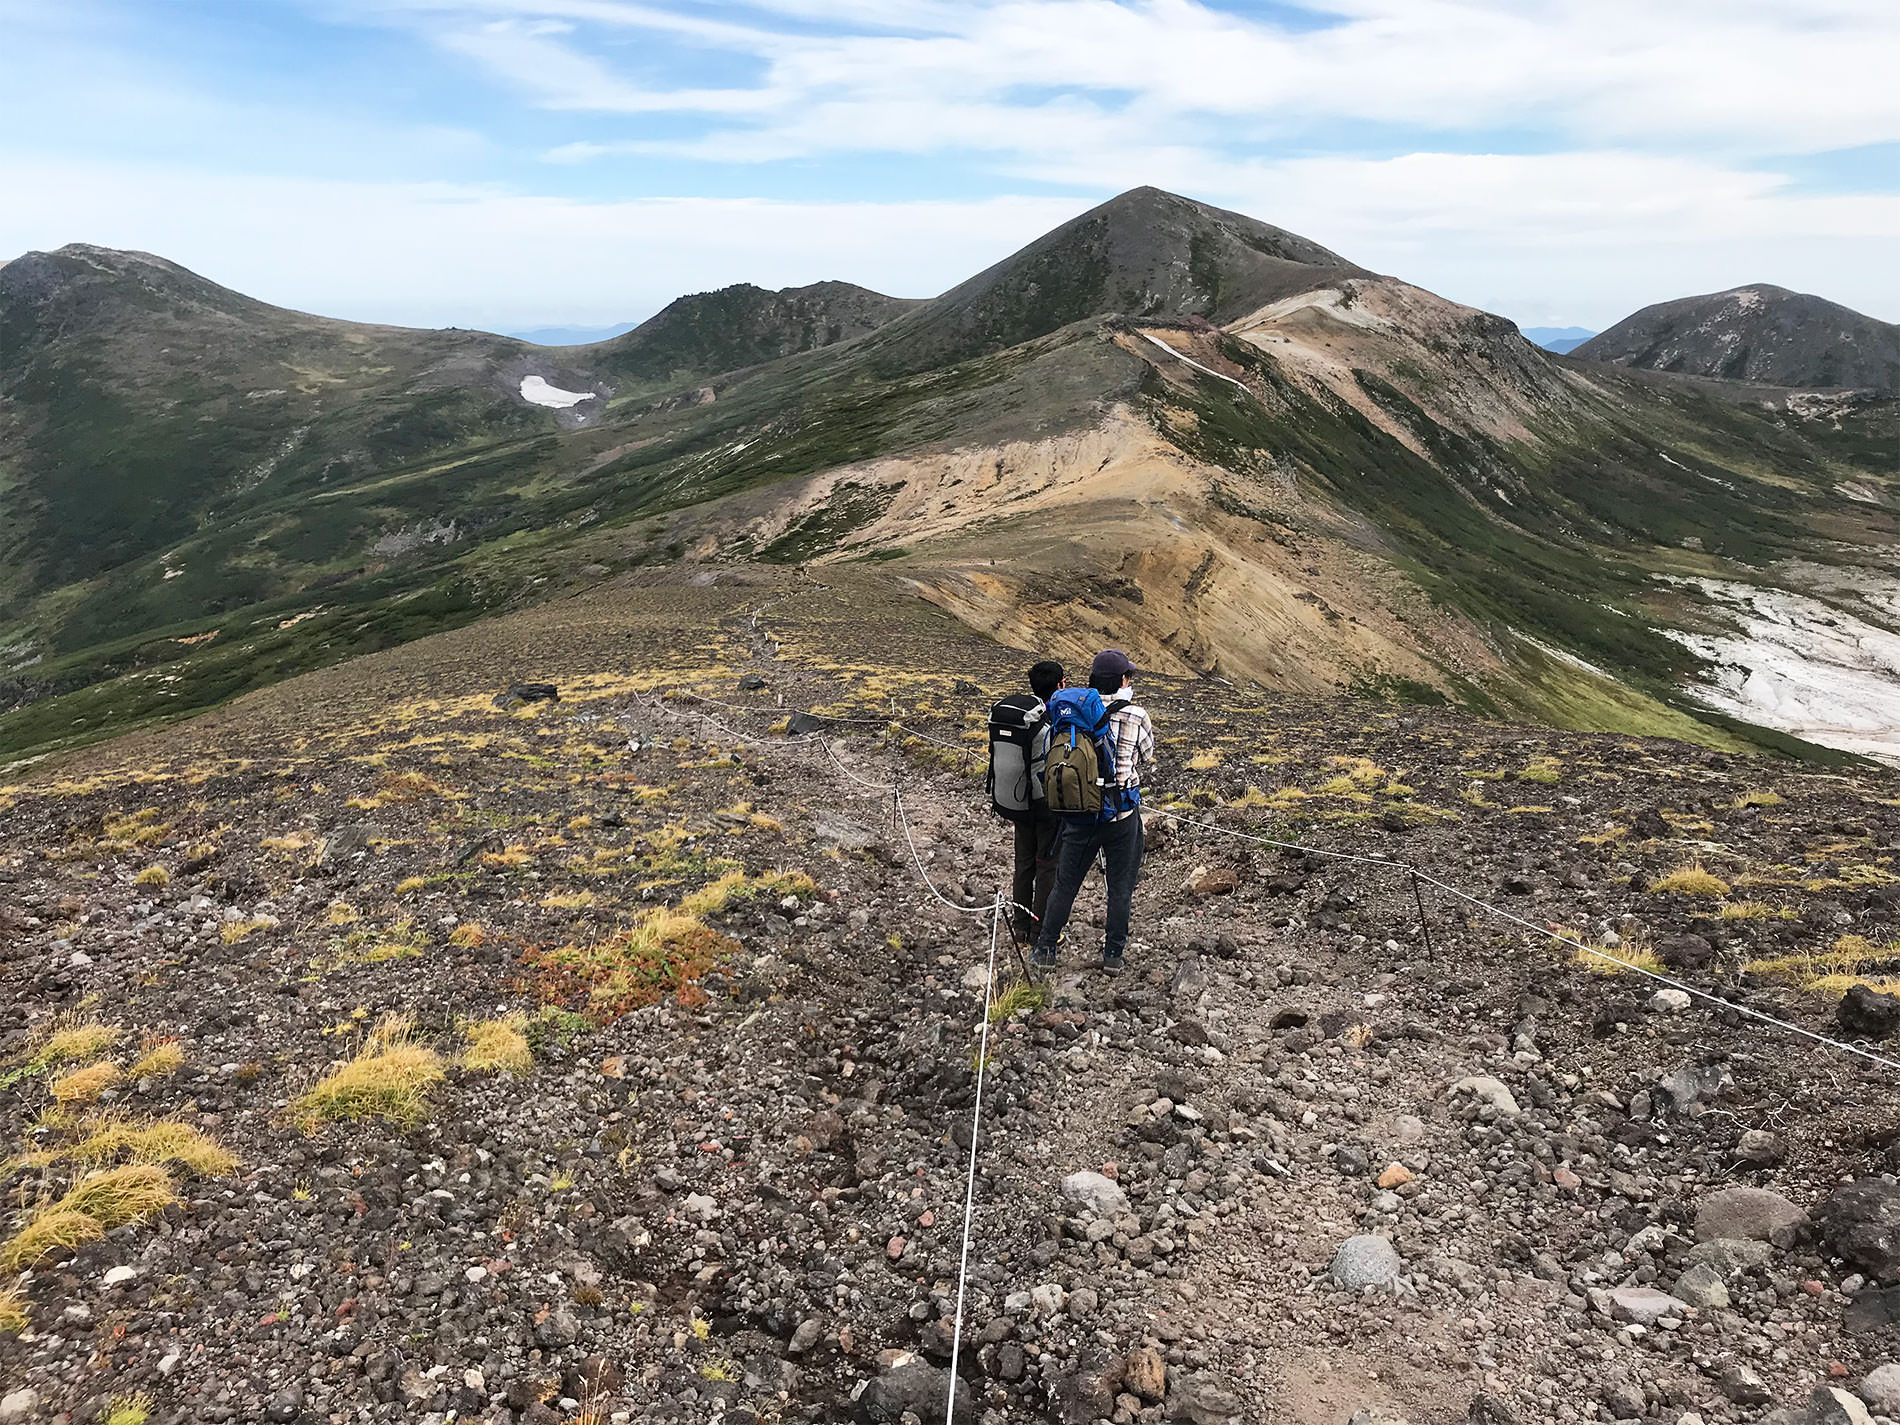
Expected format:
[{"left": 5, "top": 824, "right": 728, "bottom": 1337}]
[
  {"left": 1011, "top": 805, "right": 1061, "bottom": 941},
  {"left": 1035, "top": 812, "right": 1144, "bottom": 961}
]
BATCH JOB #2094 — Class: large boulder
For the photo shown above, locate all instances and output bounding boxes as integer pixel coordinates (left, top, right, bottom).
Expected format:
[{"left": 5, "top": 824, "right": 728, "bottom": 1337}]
[
  {"left": 1812, "top": 1177, "right": 1900, "bottom": 1284},
  {"left": 1694, "top": 1186, "right": 1808, "bottom": 1247},
  {"left": 1166, "top": 1371, "right": 1246, "bottom": 1425},
  {"left": 857, "top": 1360, "right": 975, "bottom": 1425},
  {"left": 1859, "top": 1363, "right": 1900, "bottom": 1415},
  {"left": 1838, "top": 984, "right": 1900, "bottom": 1039},
  {"left": 1331, "top": 1234, "right": 1402, "bottom": 1290},
  {"left": 1059, "top": 1170, "right": 1130, "bottom": 1219}
]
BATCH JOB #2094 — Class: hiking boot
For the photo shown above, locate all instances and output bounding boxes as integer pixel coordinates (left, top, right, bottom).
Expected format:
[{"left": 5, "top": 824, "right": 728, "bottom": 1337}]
[
  {"left": 1099, "top": 953, "right": 1125, "bottom": 976},
  {"left": 1030, "top": 945, "right": 1058, "bottom": 969}
]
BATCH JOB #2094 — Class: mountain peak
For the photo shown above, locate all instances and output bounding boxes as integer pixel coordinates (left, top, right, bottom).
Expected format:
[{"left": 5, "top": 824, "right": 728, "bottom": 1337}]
[
  {"left": 862, "top": 186, "right": 1363, "bottom": 373},
  {"left": 1575, "top": 282, "right": 1899, "bottom": 393}
]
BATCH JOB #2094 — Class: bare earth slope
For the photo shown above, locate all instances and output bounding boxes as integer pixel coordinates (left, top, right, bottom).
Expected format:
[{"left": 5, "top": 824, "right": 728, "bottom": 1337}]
[{"left": 3, "top": 568, "right": 1898, "bottom": 1424}]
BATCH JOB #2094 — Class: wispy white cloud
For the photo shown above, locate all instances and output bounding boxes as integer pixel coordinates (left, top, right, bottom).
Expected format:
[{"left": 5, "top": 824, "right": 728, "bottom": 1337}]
[{"left": 392, "top": 0, "right": 1900, "bottom": 157}]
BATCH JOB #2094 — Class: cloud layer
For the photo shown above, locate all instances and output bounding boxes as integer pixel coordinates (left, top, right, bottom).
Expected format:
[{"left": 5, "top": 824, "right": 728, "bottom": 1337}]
[{"left": 3, "top": 0, "right": 1895, "bottom": 329}]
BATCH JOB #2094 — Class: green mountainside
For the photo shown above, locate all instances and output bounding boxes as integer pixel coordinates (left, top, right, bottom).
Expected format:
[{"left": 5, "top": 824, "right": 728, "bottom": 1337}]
[{"left": 3, "top": 191, "right": 1897, "bottom": 765}]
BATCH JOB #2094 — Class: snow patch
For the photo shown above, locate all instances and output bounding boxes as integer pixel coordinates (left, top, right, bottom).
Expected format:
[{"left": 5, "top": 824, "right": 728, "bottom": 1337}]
[
  {"left": 520, "top": 375, "right": 596, "bottom": 409},
  {"left": 1513, "top": 631, "right": 1610, "bottom": 679},
  {"left": 1664, "top": 578, "right": 1900, "bottom": 762}
]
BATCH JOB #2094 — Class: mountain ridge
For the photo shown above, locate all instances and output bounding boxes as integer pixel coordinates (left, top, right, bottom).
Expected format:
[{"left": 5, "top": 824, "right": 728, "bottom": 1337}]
[
  {"left": 1575, "top": 283, "right": 1900, "bottom": 394},
  {"left": 3, "top": 190, "right": 1898, "bottom": 769}
]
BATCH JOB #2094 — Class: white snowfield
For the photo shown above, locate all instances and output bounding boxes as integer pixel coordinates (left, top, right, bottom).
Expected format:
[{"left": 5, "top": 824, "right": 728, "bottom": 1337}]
[
  {"left": 519, "top": 375, "right": 596, "bottom": 409},
  {"left": 1665, "top": 577, "right": 1900, "bottom": 763}
]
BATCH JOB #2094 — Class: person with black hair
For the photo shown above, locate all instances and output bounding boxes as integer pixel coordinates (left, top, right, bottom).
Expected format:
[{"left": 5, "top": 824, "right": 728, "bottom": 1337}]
[{"left": 986, "top": 660, "right": 1067, "bottom": 942}]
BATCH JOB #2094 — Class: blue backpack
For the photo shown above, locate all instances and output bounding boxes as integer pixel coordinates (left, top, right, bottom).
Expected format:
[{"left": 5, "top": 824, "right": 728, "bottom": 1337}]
[{"left": 1042, "top": 688, "right": 1134, "bottom": 822}]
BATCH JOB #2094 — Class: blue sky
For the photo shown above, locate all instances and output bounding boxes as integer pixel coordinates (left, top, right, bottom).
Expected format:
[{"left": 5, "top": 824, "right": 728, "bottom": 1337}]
[{"left": 3, "top": 0, "right": 1896, "bottom": 331}]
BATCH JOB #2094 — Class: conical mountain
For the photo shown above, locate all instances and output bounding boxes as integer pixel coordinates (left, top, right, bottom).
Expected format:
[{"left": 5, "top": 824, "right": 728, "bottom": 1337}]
[
  {"left": 862, "top": 186, "right": 1364, "bottom": 374},
  {"left": 1574, "top": 283, "right": 1900, "bottom": 393}
]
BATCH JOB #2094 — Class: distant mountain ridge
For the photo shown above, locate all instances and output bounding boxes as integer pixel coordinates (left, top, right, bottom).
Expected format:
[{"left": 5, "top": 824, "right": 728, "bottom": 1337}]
[
  {"left": 1521, "top": 325, "right": 1596, "bottom": 354},
  {"left": 506, "top": 321, "right": 637, "bottom": 346},
  {"left": 3, "top": 193, "right": 1898, "bottom": 769},
  {"left": 1575, "top": 284, "right": 1900, "bottom": 394}
]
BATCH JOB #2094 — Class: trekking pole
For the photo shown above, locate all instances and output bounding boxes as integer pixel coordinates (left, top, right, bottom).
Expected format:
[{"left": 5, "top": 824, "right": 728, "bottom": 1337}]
[{"left": 1409, "top": 868, "right": 1435, "bottom": 960}]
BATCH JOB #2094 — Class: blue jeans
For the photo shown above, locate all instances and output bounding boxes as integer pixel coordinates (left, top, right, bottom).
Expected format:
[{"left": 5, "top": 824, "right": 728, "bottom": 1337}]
[{"left": 1035, "top": 812, "right": 1144, "bottom": 961}]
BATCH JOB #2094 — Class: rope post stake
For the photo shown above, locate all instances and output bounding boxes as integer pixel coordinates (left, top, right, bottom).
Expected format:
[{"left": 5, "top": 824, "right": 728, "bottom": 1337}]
[
  {"left": 1409, "top": 868, "right": 1434, "bottom": 961},
  {"left": 944, "top": 892, "right": 1004, "bottom": 1424}
]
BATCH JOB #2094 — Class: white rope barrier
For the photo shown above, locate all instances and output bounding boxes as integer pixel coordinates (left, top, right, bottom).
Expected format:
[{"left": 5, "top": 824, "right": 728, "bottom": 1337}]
[{"left": 944, "top": 891, "right": 1003, "bottom": 1423}]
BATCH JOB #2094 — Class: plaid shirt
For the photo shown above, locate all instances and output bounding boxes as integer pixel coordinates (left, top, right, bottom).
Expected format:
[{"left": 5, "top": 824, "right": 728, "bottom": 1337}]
[{"left": 1105, "top": 698, "right": 1156, "bottom": 820}]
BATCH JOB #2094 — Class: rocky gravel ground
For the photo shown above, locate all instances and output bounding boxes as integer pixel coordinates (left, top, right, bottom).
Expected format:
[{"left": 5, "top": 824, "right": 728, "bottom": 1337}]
[{"left": 1, "top": 567, "right": 1897, "bottom": 1425}]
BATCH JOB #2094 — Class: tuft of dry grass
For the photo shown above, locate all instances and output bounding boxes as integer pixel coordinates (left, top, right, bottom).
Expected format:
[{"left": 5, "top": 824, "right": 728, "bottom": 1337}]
[
  {"left": 462, "top": 1014, "right": 533, "bottom": 1075},
  {"left": 129, "top": 1039, "right": 185, "bottom": 1078},
  {"left": 105, "top": 1392, "right": 154, "bottom": 1425},
  {"left": 1558, "top": 925, "right": 1665, "bottom": 977},
  {"left": 1730, "top": 789, "right": 1783, "bottom": 809},
  {"left": 0, "top": 1286, "right": 27, "bottom": 1335},
  {"left": 133, "top": 865, "right": 170, "bottom": 887},
  {"left": 1515, "top": 757, "right": 1563, "bottom": 784},
  {"left": 220, "top": 917, "right": 274, "bottom": 945},
  {"left": 1747, "top": 934, "right": 1900, "bottom": 995},
  {"left": 39, "top": 1022, "right": 120, "bottom": 1066},
  {"left": 447, "top": 922, "right": 488, "bottom": 948},
  {"left": 50, "top": 1060, "right": 122, "bottom": 1105},
  {"left": 294, "top": 1016, "right": 444, "bottom": 1130},
  {"left": 55, "top": 1163, "right": 178, "bottom": 1228},
  {"left": 60, "top": 1114, "right": 238, "bottom": 1178},
  {"left": 1718, "top": 900, "right": 1795, "bottom": 921},
  {"left": 0, "top": 1209, "right": 105, "bottom": 1271},
  {"left": 1651, "top": 864, "right": 1730, "bottom": 897}
]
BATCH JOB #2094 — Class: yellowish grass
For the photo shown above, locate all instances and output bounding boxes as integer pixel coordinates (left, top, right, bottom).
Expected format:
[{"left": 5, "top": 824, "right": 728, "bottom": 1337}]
[
  {"left": 50, "top": 1061, "right": 122, "bottom": 1105},
  {"left": 260, "top": 831, "right": 314, "bottom": 854},
  {"left": 61, "top": 1114, "right": 237, "bottom": 1177},
  {"left": 0, "top": 1209, "right": 105, "bottom": 1271},
  {"left": 447, "top": 922, "right": 488, "bottom": 948},
  {"left": 1651, "top": 864, "right": 1730, "bottom": 897},
  {"left": 1515, "top": 757, "right": 1563, "bottom": 784},
  {"left": 462, "top": 1014, "right": 533, "bottom": 1075},
  {"left": 39, "top": 1022, "right": 120, "bottom": 1066},
  {"left": 482, "top": 845, "right": 533, "bottom": 870},
  {"left": 541, "top": 890, "right": 598, "bottom": 910},
  {"left": 1747, "top": 934, "right": 1900, "bottom": 995},
  {"left": 129, "top": 1040, "right": 185, "bottom": 1078},
  {"left": 55, "top": 1163, "right": 178, "bottom": 1227},
  {"left": 1186, "top": 749, "right": 1223, "bottom": 772},
  {"left": 220, "top": 917, "right": 273, "bottom": 945},
  {"left": 395, "top": 876, "right": 430, "bottom": 894},
  {"left": 1561, "top": 926, "right": 1665, "bottom": 977},
  {"left": 133, "top": 865, "right": 170, "bottom": 887},
  {"left": 1718, "top": 900, "right": 1795, "bottom": 921},
  {"left": 101, "top": 810, "right": 169, "bottom": 847},
  {"left": 105, "top": 1393, "right": 154, "bottom": 1425},
  {"left": 294, "top": 1016, "right": 444, "bottom": 1130},
  {"left": 325, "top": 901, "right": 362, "bottom": 926},
  {"left": 0, "top": 1286, "right": 27, "bottom": 1335},
  {"left": 1730, "top": 789, "right": 1783, "bottom": 809}
]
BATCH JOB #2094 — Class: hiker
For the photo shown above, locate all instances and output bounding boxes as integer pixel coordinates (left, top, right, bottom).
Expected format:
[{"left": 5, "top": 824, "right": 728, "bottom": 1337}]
[
  {"left": 1032, "top": 649, "right": 1156, "bottom": 975},
  {"left": 987, "top": 660, "right": 1066, "bottom": 942}
]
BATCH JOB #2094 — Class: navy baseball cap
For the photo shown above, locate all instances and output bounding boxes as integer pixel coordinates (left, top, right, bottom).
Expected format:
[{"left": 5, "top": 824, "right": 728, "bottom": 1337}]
[{"left": 1089, "top": 649, "right": 1136, "bottom": 688}]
